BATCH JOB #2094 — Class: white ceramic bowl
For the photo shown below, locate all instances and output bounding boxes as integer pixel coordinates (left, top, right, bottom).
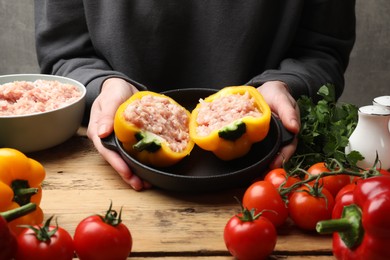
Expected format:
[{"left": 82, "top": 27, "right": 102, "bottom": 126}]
[{"left": 0, "top": 74, "right": 86, "bottom": 153}]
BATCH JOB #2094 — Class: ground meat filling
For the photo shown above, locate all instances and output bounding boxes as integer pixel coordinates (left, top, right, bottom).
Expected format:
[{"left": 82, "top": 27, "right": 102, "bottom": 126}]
[
  {"left": 123, "top": 95, "right": 190, "bottom": 153},
  {"left": 0, "top": 80, "right": 82, "bottom": 116},
  {"left": 196, "top": 91, "right": 262, "bottom": 136}
]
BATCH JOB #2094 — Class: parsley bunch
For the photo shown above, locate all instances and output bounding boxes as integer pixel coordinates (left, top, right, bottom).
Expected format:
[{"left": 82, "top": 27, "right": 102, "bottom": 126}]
[{"left": 287, "top": 84, "right": 363, "bottom": 169}]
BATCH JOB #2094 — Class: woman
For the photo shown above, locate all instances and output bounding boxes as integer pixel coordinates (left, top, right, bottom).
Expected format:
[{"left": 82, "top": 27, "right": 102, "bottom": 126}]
[{"left": 34, "top": 0, "right": 356, "bottom": 190}]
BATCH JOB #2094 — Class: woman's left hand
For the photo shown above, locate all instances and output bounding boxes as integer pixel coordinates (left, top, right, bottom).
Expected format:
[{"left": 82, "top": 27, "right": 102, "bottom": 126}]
[{"left": 87, "top": 78, "right": 151, "bottom": 191}]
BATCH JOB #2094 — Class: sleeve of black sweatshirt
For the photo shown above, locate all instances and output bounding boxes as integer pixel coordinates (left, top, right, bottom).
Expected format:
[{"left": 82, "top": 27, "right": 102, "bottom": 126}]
[
  {"left": 34, "top": 0, "right": 146, "bottom": 120},
  {"left": 247, "top": 0, "right": 356, "bottom": 101}
]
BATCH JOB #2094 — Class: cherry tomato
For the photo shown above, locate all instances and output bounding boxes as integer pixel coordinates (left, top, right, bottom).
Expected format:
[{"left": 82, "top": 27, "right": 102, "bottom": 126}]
[
  {"left": 289, "top": 186, "right": 335, "bottom": 231},
  {"left": 307, "top": 162, "right": 351, "bottom": 198},
  {"left": 73, "top": 203, "right": 132, "bottom": 260},
  {"left": 15, "top": 216, "right": 74, "bottom": 260},
  {"left": 224, "top": 208, "right": 277, "bottom": 260},
  {"left": 377, "top": 168, "right": 390, "bottom": 176},
  {"left": 352, "top": 168, "right": 390, "bottom": 183},
  {"left": 242, "top": 180, "right": 288, "bottom": 227},
  {"left": 264, "top": 168, "right": 300, "bottom": 190}
]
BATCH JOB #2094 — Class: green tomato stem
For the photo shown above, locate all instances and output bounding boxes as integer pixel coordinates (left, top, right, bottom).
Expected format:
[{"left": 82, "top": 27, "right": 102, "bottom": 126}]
[
  {"left": 279, "top": 158, "right": 369, "bottom": 197},
  {"left": 103, "top": 200, "right": 123, "bottom": 226}
]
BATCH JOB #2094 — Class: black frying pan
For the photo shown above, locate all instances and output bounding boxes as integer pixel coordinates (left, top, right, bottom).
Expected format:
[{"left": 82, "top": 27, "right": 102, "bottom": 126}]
[{"left": 101, "top": 88, "right": 294, "bottom": 192}]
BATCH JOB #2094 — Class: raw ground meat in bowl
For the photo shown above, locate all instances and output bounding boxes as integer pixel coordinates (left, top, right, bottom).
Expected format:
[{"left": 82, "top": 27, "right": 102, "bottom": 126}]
[{"left": 0, "top": 74, "right": 86, "bottom": 153}]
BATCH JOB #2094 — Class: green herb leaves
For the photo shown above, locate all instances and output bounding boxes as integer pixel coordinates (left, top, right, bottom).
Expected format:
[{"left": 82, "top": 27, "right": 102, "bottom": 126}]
[{"left": 289, "top": 84, "right": 363, "bottom": 169}]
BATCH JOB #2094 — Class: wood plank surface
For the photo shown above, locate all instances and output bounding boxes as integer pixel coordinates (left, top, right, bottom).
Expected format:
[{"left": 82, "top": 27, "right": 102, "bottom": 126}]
[{"left": 28, "top": 130, "right": 335, "bottom": 259}]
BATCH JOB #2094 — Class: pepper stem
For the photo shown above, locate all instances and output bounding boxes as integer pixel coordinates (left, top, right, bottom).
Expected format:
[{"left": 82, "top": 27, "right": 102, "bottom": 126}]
[
  {"left": 316, "top": 204, "right": 364, "bottom": 248},
  {"left": 14, "top": 187, "right": 39, "bottom": 197},
  {"left": 316, "top": 218, "right": 351, "bottom": 233},
  {"left": 218, "top": 120, "right": 246, "bottom": 141},
  {"left": 0, "top": 202, "right": 37, "bottom": 222},
  {"left": 11, "top": 179, "right": 39, "bottom": 206},
  {"left": 133, "top": 132, "right": 161, "bottom": 152}
]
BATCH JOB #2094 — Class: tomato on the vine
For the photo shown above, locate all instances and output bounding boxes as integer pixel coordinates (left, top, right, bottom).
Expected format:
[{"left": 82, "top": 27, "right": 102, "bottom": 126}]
[
  {"left": 377, "top": 168, "right": 390, "bottom": 176},
  {"left": 73, "top": 202, "right": 132, "bottom": 260},
  {"left": 351, "top": 168, "right": 390, "bottom": 184},
  {"left": 242, "top": 180, "right": 288, "bottom": 227},
  {"left": 288, "top": 185, "right": 335, "bottom": 231},
  {"left": 264, "top": 168, "right": 300, "bottom": 190},
  {"left": 15, "top": 216, "right": 74, "bottom": 260},
  {"left": 307, "top": 162, "right": 351, "bottom": 198},
  {"left": 224, "top": 206, "right": 277, "bottom": 260}
]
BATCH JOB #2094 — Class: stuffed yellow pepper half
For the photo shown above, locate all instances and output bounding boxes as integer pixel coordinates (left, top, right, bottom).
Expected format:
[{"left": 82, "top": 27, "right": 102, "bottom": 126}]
[
  {"left": 114, "top": 91, "right": 195, "bottom": 167},
  {"left": 189, "top": 86, "right": 271, "bottom": 160}
]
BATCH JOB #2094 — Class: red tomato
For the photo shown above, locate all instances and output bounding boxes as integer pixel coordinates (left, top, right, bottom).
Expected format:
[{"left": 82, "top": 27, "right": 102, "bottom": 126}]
[
  {"left": 288, "top": 186, "right": 335, "bottom": 231},
  {"left": 73, "top": 204, "right": 132, "bottom": 260},
  {"left": 242, "top": 180, "right": 288, "bottom": 227},
  {"left": 307, "top": 162, "right": 351, "bottom": 198},
  {"left": 264, "top": 168, "right": 300, "bottom": 190},
  {"left": 379, "top": 168, "right": 390, "bottom": 175},
  {"left": 224, "top": 209, "right": 277, "bottom": 260},
  {"left": 352, "top": 168, "right": 390, "bottom": 183},
  {"left": 15, "top": 217, "right": 74, "bottom": 260}
]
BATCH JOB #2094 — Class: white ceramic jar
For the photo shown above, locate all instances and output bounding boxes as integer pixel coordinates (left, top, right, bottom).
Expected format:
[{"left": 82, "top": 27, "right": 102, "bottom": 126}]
[
  {"left": 373, "top": 95, "right": 390, "bottom": 130},
  {"left": 345, "top": 105, "right": 390, "bottom": 170}
]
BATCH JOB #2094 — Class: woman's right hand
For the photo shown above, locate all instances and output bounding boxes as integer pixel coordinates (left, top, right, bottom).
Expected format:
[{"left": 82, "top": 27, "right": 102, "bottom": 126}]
[
  {"left": 257, "top": 81, "right": 300, "bottom": 168},
  {"left": 86, "top": 78, "right": 151, "bottom": 191}
]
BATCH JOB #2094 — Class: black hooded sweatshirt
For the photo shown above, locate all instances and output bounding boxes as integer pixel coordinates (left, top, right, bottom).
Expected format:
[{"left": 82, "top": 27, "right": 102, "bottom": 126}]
[{"left": 34, "top": 0, "right": 356, "bottom": 117}]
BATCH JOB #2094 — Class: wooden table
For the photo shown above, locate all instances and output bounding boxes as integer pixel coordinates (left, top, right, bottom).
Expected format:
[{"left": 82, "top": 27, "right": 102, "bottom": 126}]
[{"left": 29, "top": 128, "right": 335, "bottom": 260}]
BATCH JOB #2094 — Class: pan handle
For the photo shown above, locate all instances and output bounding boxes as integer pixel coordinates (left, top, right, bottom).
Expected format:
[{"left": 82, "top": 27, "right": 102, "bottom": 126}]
[
  {"left": 100, "top": 133, "right": 119, "bottom": 152},
  {"left": 274, "top": 117, "right": 295, "bottom": 146}
]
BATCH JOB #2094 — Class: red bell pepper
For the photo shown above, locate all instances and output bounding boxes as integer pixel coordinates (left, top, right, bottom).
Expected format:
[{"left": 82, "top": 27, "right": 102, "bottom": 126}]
[
  {"left": 0, "top": 203, "right": 37, "bottom": 260},
  {"left": 316, "top": 176, "right": 390, "bottom": 260}
]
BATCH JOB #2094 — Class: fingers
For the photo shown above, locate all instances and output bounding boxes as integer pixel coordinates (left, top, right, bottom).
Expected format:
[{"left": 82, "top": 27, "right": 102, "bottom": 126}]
[
  {"left": 258, "top": 82, "right": 300, "bottom": 134},
  {"left": 257, "top": 81, "right": 300, "bottom": 167},
  {"left": 269, "top": 136, "right": 298, "bottom": 169},
  {"left": 275, "top": 95, "right": 300, "bottom": 135},
  {"left": 86, "top": 78, "right": 147, "bottom": 190}
]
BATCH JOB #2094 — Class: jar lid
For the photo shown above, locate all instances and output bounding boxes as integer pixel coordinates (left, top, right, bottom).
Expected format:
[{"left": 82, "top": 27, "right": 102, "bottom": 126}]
[
  {"left": 373, "top": 95, "right": 390, "bottom": 108},
  {"left": 359, "top": 105, "right": 390, "bottom": 116}
]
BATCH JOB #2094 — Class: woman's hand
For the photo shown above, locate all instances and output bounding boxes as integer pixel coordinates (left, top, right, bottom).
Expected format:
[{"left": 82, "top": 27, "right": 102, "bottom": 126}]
[
  {"left": 257, "top": 81, "right": 300, "bottom": 168},
  {"left": 87, "top": 78, "right": 151, "bottom": 190}
]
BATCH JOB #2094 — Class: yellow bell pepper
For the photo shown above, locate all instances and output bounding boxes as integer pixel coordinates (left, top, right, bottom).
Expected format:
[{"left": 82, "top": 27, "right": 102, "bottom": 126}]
[
  {"left": 189, "top": 86, "right": 271, "bottom": 160},
  {"left": 114, "top": 91, "right": 195, "bottom": 167},
  {"left": 0, "top": 148, "right": 45, "bottom": 234}
]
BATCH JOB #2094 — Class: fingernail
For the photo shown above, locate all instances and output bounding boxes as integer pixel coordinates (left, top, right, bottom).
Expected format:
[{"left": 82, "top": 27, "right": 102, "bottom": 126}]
[
  {"left": 290, "top": 119, "right": 300, "bottom": 131},
  {"left": 98, "top": 124, "right": 108, "bottom": 137}
]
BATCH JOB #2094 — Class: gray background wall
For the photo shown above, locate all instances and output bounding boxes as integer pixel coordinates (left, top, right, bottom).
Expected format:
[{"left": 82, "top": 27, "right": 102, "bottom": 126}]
[{"left": 1, "top": 0, "right": 389, "bottom": 107}]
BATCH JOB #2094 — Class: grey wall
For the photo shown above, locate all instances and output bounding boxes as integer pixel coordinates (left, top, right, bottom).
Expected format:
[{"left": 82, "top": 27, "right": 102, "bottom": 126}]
[
  {"left": 1, "top": 0, "right": 389, "bottom": 107},
  {"left": 0, "top": 1, "right": 39, "bottom": 74},
  {"left": 341, "top": 0, "right": 390, "bottom": 107}
]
